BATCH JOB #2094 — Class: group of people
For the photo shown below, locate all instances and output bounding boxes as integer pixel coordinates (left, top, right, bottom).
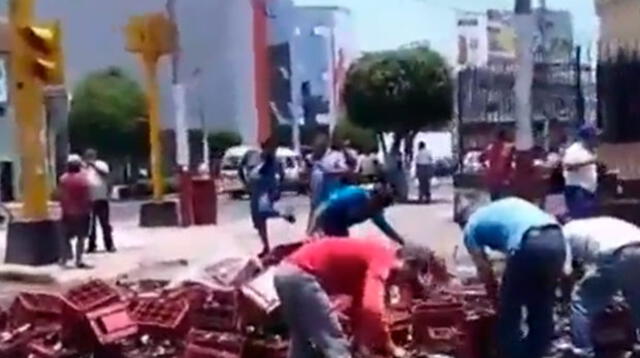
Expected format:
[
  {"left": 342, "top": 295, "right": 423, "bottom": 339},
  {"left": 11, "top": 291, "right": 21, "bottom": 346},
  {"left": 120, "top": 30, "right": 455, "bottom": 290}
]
[
  {"left": 481, "top": 124, "right": 599, "bottom": 220},
  {"left": 272, "top": 194, "right": 640, "bottom": 358},
  {"left": 58, "top": 149, "right": 115, "bottom": 268}
]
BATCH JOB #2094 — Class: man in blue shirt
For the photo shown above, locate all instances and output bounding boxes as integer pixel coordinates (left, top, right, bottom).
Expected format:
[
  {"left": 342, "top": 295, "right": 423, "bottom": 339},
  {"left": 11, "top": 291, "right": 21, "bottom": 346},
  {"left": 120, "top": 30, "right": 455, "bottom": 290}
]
[
  {"left": 308, "top": 184, "right": 405, "bottom": 245},
  {"left": 460, "top": 197, "right": 566, "bottom": 358}
]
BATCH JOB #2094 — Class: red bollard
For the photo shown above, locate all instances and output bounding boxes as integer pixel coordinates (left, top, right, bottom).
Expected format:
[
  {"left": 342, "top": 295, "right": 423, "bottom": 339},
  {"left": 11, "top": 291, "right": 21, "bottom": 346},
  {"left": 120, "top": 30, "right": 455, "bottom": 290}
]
[
  {"left": 192, "top": 177, "right": 217, "bottom": 225},
  {"left": 179, "top": 168, "right": 194, "bottom": 227}
]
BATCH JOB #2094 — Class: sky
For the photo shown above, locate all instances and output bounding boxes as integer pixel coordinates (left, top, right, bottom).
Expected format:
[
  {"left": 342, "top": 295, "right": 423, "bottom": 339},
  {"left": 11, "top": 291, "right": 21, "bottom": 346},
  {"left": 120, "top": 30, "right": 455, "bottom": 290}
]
[{"left": 294, "top": 0, "right": 598, "bottom": 62}]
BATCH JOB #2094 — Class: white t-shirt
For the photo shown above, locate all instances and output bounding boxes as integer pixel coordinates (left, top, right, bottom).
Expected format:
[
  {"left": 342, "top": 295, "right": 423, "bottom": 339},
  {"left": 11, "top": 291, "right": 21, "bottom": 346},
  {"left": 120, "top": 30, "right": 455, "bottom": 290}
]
[
  {"left": 563, "top": 217, "right": 640, "bottom": 265},
  {"left": 562, "top": 142, "right": 597, "bottom": 193},
  {"left": 86, "top": 160, "right": 110, "bottom": 201},
  {"left": 415, "top": 148, "right": 433, "bottom": 166}
]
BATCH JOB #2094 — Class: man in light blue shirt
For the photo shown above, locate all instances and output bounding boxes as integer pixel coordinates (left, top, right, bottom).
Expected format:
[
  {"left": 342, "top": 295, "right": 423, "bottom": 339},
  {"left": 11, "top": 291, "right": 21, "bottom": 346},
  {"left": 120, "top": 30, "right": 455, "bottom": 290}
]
[
  {"left": 461, "top": 197, "right": 566, "bottom": 358},
  {"left": 308, "top": 184, "right": 405, "bottom": 245}
]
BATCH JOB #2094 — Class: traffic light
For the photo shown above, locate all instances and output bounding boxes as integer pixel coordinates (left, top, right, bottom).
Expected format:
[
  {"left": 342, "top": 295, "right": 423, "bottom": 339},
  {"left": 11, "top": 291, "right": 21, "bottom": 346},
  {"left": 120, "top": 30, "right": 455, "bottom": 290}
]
[{"left": 21, "top": 20, "right": 65, "bottom": 85}]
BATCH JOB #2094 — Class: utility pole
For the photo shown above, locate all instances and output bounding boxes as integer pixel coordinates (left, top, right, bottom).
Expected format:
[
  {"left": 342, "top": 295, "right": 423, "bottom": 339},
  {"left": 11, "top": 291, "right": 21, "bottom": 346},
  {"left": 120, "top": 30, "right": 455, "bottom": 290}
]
[
  {"left": 512, "top": 0, "right": 537, "bottom": 200},
  {"left": 575, "top": 46, "right": 585, "bottom": 126}
]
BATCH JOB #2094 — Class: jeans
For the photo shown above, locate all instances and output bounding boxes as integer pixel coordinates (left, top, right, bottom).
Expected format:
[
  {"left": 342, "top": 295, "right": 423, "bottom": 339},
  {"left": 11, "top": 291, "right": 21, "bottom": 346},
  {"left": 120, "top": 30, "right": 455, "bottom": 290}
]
[
  {"left": 570, "top": 246, "right": 640, "bottom": 355},
  {"left": 88, "top": 200, "right": 114, "bottom": 251},
  {"left": 274, "top": 263, "right": 352, "bottom": 358},
  {"left": 249, "top": 186, "right": 281, "bottom": 231},
  {"left": 417, "top": 164, "right": 432, "bottom": 202},
  {"left": 564, "top": 186, "right": 597, "bottom": 219},
  {"left": 321, "top": 218, "right": 350, "bottom": 237},
  {"left": 499, "top": 226, "right": 566, "bottom": 358}
]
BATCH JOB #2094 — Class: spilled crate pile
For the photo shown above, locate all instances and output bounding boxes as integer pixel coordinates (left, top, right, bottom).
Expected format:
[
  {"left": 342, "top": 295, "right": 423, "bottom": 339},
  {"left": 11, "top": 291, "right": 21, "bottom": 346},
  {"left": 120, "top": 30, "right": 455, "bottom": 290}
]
[{"left": 0, "top": 242, "right": 500, "bottom": 358}]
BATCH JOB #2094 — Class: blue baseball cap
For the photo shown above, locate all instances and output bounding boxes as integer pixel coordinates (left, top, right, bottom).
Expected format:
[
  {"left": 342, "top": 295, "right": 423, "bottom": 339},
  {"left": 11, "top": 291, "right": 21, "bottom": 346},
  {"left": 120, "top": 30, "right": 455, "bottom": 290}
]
[{"left": 577, "top": 124, "right": 600, "bottom": 140}]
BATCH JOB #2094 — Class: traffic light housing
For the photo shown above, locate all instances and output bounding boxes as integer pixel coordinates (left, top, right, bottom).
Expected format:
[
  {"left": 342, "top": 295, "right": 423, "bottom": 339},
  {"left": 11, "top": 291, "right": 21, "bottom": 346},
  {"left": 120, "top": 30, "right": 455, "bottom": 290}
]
[{"left": 21, "top": 20, "right": 65, "bottom": 85}]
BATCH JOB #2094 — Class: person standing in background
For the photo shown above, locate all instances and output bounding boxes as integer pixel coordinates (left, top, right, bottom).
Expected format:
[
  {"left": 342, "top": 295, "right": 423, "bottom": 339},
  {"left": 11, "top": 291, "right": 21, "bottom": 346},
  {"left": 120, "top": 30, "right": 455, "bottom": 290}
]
[
  {"left": 58, "top": 155, "right": 92, "bottom": 268},
  {"left": 84, "top": 149, "right": 115, "bottom": 253},
  {"left": 562, "top": 125, "right": 599, "bottom": 220},
  {"left": 306, "top": 132, "right": 330, "bottom": 230},
  {"left": 481, "top": 129, "right": 515, "bottom": 201},
  {"left": 415, "top": 141, "right": 434, "bottom": 203}
]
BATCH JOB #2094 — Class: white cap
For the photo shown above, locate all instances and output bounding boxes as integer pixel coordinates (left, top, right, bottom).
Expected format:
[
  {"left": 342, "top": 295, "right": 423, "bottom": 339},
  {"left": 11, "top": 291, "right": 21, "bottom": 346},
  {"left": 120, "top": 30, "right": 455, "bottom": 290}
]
[
  {"left": 94, "top": 160, "right": 109, "bottom": 174},
  {"left": 67, "top": 154, "right": 82, "bottom": 164}
]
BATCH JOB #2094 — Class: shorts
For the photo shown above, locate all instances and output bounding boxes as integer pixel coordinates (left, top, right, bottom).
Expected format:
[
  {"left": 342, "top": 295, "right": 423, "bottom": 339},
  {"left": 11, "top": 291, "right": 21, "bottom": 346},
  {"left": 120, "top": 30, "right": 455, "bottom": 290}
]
[{"left": 63, "top": 215, "right": 90, "bottom": 239}]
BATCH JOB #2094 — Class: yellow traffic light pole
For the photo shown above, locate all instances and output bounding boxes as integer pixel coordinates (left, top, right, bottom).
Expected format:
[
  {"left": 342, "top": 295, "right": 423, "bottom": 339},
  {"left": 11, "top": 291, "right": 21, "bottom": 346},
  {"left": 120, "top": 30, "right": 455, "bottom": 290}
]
[
  {"left": 126, "top": 14, "right": 176, "bottom": 202},
  {"left": 9, "top": 0, "right": 48, "bottom": 219},
  {"left": 141, "top": 54, "right": 164, "bottom": 200}
]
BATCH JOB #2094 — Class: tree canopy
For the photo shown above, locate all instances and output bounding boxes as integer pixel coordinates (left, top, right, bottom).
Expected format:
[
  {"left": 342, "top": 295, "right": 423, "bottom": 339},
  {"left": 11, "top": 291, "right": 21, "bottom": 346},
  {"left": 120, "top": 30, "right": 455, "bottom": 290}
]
[
  {"left": 69, "top": 67, "right": 146, "bottom": 160},
  {"left": 343, "top": 47, "right": 453, "bottom": 139}
]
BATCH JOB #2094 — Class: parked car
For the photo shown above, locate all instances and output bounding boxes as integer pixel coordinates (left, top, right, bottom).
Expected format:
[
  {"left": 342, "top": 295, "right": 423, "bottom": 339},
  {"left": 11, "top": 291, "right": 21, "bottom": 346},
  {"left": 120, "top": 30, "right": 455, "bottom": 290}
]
[{"left": 220, "top": 146, "right": 306, "bottom": 199}]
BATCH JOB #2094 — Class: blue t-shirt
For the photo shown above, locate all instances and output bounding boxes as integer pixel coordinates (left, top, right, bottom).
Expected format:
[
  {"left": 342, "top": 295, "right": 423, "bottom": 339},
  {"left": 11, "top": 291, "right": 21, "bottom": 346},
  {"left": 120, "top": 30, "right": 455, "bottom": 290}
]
[
  {"left": 323, "top": 186, "right": 392, "bottom": 230},
  {"left": 464, "top": 197, "right": 558, "bottom": 254}
]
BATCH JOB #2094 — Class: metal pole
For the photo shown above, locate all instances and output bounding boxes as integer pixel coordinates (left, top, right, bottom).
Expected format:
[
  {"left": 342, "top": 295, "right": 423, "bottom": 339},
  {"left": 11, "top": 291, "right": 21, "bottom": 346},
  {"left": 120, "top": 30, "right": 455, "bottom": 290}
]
[
  {"left": 142, "top": 55, "right": 164, "bottom": 201},
  {"left": 576, "top": 46, "right": 585, "bottom": 125},
  {"left": 8, "top": 0, "right": 49, "bottom": 218}
]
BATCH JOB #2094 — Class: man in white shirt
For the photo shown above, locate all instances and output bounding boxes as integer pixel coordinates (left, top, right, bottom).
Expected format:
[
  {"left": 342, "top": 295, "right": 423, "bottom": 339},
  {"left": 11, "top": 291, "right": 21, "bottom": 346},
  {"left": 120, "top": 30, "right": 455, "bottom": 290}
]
[
  {"left": 562, "top": 125, "right": 599, "bottom": 219},
  {"left": 84, "top": 149, "right": 115, "bottom": 253},
  {"left": 563, "top": 217, "right": 640, "bottom": 357},
  {"left": 415, "top": 142, "right": 434, "bottom": 203}
]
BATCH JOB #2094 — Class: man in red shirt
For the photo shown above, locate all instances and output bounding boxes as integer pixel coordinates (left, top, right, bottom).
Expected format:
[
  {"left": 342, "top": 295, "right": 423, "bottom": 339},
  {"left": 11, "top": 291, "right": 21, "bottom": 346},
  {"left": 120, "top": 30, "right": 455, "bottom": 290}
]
[
  {"left": 274, "top": 237, "right": 436, "bottom": 357},
  {"left": 58, "top": 154, "right": 92, "bottom": 268},
  {"left": 480, "top": 129, "right": 515, "bottom": 201}
]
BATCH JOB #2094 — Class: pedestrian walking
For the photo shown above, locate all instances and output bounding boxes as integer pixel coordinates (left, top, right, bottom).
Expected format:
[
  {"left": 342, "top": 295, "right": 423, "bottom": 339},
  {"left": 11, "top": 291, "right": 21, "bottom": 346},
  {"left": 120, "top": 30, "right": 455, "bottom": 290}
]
[
  {"left": 480, "top": 129, "right": 515, "bottom": 201},
  {"left": 58, "top": 155, "right": 92, "bottom": 269},
  {"left": 562, "top": 125, "right": 599, "bottom": 219},
  {"left": 308, "top": 184, "right": 405, "bottom": 245},
  {"left": 415, "top": 141, "right": 434, "bottom": 203},
  {"left": 562, "top": 217, "right": 640, "bottom": 358},
  {"left": 274, "top": 237, "right": 436, "bottom": 358},
  {"left": 460, "top": 197, "right": 566, "bottom": 358},
  {"left": 245, "top": 137, "right": 295, "bottom": 257},
  {"left": 84, "top": 149, "right": 115, "bottom": 253}
]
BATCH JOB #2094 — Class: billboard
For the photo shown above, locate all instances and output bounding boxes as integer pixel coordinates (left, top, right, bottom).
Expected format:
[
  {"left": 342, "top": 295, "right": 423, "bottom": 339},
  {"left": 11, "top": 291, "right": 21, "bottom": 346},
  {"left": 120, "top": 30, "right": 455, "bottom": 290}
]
[
  {"left": 456, "top": 11, "right": 488, "bottom": 68},
  {"left": 487, "top": 10, "right": 516, "bottom": 65}
]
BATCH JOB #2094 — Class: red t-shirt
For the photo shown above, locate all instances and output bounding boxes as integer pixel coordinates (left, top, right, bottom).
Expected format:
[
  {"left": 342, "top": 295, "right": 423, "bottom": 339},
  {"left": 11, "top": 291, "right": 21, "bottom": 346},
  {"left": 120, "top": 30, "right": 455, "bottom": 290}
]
[
  {"left": 481, "top": 141, "right": 514, "bottom": 188},
  {"left": 59, "top": 171, "right": 92, "bottom": 216},
  {"left": 287, "top": 237, "right": 398, "bottom": 349}
]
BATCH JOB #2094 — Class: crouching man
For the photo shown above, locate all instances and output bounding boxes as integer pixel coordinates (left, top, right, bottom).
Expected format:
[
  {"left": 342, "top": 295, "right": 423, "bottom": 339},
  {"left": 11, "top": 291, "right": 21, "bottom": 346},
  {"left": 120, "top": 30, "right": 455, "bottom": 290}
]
[
  {"left": 274, "top": 237, "right": 435, "bottom": 358},
  {"left": 563, "top": 217, "right": 640, "bottom": 357},
  {"left": 460, "top": 197, "right": 566, "bottom": 358}
]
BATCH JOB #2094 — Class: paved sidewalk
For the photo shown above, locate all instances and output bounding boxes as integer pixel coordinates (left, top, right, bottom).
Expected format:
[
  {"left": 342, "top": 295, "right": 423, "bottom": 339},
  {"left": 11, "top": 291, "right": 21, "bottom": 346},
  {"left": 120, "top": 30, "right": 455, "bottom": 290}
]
[{"left": 0, "top": 184, "right": 466, "bottom": 291}]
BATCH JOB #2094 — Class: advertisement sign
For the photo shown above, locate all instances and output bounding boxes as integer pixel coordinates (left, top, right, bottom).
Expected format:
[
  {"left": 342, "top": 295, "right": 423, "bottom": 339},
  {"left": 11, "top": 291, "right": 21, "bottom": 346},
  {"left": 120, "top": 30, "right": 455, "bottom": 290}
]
[{"left": 456, "top": 11, "right": 489, "bottom": 68}]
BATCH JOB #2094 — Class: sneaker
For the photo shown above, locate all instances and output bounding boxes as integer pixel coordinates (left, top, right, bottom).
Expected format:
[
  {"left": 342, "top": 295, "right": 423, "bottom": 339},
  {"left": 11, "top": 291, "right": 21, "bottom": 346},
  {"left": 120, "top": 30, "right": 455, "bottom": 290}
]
[
  {"left": 106, "top": 247, "right": 117, "bottom": 253},
  {"left": 86, "top": 247, "right": 97, "bottom": 254}
]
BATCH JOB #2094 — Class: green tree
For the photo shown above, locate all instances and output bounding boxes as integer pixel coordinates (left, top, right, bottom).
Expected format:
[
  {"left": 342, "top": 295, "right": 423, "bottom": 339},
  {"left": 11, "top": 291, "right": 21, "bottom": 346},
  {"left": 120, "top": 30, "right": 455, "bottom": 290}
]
[
  {"left": 207, "top": 130, "right": 243, "bottom": 158},
  {"left": 343, "top": 46, "right": 453, "bottom": 153},
  {"left": 334, "top": 118, "right": 378, "bottom": 153},
  {"left": 69, "top": 67, "right": 146, "bottom": 160}
]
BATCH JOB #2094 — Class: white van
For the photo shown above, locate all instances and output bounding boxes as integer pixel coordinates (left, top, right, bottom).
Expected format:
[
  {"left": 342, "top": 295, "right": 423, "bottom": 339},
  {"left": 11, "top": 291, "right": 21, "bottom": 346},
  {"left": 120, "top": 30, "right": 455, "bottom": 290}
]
[{"left": 220, "top": 146, "right": 305, "bottom": 199}]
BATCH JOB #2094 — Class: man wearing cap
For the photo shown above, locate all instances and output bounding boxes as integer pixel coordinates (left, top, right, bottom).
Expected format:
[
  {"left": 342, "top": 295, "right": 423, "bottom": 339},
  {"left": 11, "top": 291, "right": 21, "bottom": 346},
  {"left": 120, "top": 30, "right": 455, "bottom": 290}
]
[
  {"left": 460, "top": 197, "right": 567, "bottom": 358},
  {"left": 562, "top": 125, "right": 599, "bottom": 219},
  {"left": 58, "top": 155, "right": 92, "bottom": 268},
  {"left": 84, "top": 149, "right": 115, "bottom": 253}
]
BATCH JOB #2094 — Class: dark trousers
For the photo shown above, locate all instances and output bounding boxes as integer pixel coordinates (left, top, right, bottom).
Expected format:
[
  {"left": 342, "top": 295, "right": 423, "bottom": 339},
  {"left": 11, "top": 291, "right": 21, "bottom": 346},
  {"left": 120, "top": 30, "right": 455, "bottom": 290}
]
[
  {"left": 498, "top": 226, "right": 566, "bottom": 358},
  {"left": 60, "top": 215, "right": 90, "bottom": 264},
  {"left": 88, "top": 200, "right": 114, "bottom": 251},
  {"left": 564, "top": 186, "right": 597, "bottom": 219}
]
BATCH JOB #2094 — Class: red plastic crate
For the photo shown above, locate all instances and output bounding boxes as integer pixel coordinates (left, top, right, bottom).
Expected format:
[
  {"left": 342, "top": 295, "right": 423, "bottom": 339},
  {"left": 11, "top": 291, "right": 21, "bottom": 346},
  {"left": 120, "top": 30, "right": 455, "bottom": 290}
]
[
  {"left": 86, "top": 302, "right": 138, "bottom": 345},
  {"left": 412, "top": 298, "right": 465, "bottom": 348},
  {"left": 0, "top": 324, "right": 60, "bottom": 358},
  {"left": 9, "top": 293, "right": 66, "bottom": 327},
  {"left": 130, "top": 297, "right": 190, "bottom": 337},
  {"left": 64, "top": 280, "right": 121, "bottom": 313}
]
